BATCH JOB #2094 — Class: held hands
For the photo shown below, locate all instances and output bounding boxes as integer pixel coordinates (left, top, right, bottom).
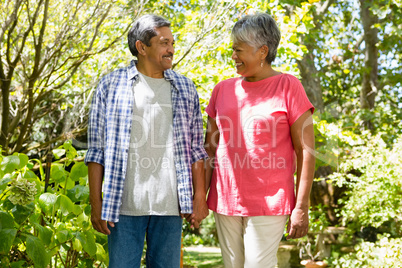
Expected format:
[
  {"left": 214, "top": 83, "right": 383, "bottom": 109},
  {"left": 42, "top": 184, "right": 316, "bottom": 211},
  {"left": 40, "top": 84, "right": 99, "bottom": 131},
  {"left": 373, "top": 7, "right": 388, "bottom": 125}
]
[
  {"left": 181, "top": 194, "right": 209, "bottom": 229},
  {"left": 287, "top": 208, "right": 309, "bottom": 239}
]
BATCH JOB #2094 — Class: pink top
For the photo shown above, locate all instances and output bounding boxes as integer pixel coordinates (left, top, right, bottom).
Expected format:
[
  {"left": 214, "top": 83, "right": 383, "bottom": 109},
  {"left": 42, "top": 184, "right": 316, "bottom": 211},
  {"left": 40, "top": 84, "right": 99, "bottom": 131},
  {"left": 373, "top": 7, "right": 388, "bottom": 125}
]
[{"left": 205, "top": 74, "right": 314, "bottom": 216}]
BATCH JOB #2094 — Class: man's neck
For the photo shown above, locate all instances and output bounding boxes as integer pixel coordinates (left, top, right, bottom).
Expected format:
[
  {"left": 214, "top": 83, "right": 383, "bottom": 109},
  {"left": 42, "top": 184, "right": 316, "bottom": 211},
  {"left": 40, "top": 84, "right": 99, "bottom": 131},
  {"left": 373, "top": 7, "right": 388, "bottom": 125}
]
[{"left": 136, "top": 60, "right": 164, "bottom": 78}]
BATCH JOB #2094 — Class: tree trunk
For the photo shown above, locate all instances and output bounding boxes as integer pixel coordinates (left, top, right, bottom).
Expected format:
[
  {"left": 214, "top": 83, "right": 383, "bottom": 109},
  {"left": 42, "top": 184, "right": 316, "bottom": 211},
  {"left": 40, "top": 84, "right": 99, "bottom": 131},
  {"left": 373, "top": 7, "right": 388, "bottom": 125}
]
[
  {"left": 0, "top": 76, "right": 11, "bottom": 151},
  {"left": 297, "top": 51, "right": 324, "bottom": 112},
  {"left": 359, "top": 0, "right": 378, "bottom": 129}
]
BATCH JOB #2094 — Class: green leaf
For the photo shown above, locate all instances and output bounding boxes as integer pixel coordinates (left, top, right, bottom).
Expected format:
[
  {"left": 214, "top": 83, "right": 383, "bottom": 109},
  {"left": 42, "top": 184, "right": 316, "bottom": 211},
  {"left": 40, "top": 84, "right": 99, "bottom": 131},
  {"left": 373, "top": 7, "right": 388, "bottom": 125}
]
[
  {"left": 56, "top": 194, "right": 74, "bottom": 216},
  {"left": 17, "top": 154, "right": 29, "bottom": 169},
  {"left": 96, "top": 243, "right": 108, "bottom": 263},
  {"left": 67, "top": 185, "right": 89, "bottom": 202},
  {"left": 10, "top": 261, "right": 26, "bottom": 268},
  {"left": 1, "top": 155, "right": 20, "bottom": 173},
  {"left": 0, "top": 229, "right": 17, "bottom": 254},
  {"left": 70, "top": 162, "right": 88, "bottom": 181},
  {"left": 22, "top": 170, "right": 38, "bottom": 180},
  {"left": 0, "top": 154, "right": 29, "bottom": 173},
  {"left": 64, "top": 141, "right": 77, "bottom": 160},
  {"left": 33, "top": 223, "right": 53, "bottom": 245},
  {"left": 0, "top": 177, "right": 12, "bottom": 192},
  {"left": 56, "top": 230, "right": 69, "bottom": 244},
  {"left": 26, "top": 235, "right": 50, "bottom": 268},
  {"left": 51, "top": 164, "right": 68, "bottom": 183},
  {"left": 76, "top": 231, "right": 97, "bottom": 256},
  {"left": 76, "top": 212, "right": 90, "bottom": 228},
  {"left": 72, "top": 204, "right": 83, "bottom": 216},
  {"left": 38, "top": 193, "right": 57, "bottom": 214},
  {"left": 11, "top": 203, "right": 34, "bottom": 225},
  {"left": 60, "top": 176, "right": 75, "bottom": 190},
  {"left": 72, "top": 236, "right": 83, "bottom": 251},
  {"left": 52, "top": 149, "right": 65, "bottom": 159},
  {"left": 0, "top": 211, "right": 15, "bottom": 229}
]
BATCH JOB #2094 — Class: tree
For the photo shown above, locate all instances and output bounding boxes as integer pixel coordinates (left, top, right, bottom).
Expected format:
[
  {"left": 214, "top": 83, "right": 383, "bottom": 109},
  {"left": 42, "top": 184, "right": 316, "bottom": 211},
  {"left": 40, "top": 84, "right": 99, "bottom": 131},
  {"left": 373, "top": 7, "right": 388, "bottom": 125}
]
[
  {"left": 0, "top": 0, "right": 259, "bottom": 156},
  {"left": 0, "top": 0, "right": 143, "bottom": 155}
]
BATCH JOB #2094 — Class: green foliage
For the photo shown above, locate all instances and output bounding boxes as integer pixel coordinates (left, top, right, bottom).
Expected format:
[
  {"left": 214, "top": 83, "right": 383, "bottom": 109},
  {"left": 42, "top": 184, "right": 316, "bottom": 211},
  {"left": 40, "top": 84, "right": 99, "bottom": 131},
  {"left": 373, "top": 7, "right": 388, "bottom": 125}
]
[
  {"left": 0, "top": 141, "right": 107, "bottom": 267},
  {"left": 183, "top": 212, "right": 219, "bottom": 247},
  {"left": 320, "top": 133, "right": 402, "bottom": 265},
  {"left": 330, "top": 134, "right": 402, "bottom": 235},
  {"left": 332, "top": 235, "right": 402, "bottom": 268}
]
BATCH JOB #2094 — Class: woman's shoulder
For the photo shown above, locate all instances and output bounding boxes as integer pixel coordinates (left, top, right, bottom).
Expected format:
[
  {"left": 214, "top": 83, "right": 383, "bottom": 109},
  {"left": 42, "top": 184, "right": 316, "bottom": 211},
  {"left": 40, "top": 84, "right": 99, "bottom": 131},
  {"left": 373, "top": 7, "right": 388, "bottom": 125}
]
[
  {"left": 279, "top": 73, "right": 302, "bottom": 85},
  {"left": 212, "top": 77, "right": 240, "bottom": 96},
  {"left": 216, "top": 77, "right": 240, "bottom": 87}
]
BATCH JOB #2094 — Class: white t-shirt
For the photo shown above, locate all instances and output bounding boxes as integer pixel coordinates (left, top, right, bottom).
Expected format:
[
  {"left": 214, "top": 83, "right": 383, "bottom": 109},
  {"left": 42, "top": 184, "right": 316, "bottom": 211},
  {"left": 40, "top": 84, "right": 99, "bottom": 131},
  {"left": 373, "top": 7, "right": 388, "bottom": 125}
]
[{"left": 119, "top": 72, "right": 179, "bottom": 216}]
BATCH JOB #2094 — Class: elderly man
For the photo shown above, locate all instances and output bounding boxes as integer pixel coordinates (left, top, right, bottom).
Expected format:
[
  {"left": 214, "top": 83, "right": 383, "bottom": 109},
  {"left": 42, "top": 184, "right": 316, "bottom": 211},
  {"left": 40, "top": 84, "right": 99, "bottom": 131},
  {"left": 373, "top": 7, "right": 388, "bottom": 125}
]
[{"left": 85, "top": 14, "right": 208, "bottom": 267}]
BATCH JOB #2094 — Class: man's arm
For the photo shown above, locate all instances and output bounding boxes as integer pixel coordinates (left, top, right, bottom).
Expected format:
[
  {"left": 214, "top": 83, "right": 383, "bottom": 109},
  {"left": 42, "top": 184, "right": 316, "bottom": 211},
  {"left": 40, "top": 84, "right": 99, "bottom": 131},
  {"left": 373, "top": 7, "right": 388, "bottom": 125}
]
[
  {"left": 183, "top": 83, "right": 209, "bottom": 228},
  {"left": 188, "top": 160, "right": 209, "bottom": 228},
  {"left": 287, "top": 110, "right": 315, "bottom": 239},
  {"left": 88, "top": 162, "right": 114, "bottom": 235}
]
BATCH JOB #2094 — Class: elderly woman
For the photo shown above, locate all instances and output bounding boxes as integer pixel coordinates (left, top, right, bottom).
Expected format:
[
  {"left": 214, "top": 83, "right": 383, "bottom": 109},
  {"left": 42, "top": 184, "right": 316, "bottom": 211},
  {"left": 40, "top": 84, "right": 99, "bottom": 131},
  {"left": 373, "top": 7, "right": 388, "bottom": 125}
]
[{"left": 204, "top": 13, "right": 315, "bottom": 268}]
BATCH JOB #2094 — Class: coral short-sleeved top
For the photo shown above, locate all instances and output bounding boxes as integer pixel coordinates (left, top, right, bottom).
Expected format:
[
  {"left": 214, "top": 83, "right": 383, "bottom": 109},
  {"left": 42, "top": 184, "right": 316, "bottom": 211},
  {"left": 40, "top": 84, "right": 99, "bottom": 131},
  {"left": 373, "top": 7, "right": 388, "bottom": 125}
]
[{"left": 205, "top": 74, "right": 314, "bottom": 216}]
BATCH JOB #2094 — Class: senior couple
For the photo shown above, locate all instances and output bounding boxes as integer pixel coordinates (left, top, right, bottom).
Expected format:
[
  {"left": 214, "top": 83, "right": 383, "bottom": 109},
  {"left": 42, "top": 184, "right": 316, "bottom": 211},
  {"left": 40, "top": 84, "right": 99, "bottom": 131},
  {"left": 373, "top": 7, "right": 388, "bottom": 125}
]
[{"left": 85, "top": 12, "right": 315, "bottom": 268}]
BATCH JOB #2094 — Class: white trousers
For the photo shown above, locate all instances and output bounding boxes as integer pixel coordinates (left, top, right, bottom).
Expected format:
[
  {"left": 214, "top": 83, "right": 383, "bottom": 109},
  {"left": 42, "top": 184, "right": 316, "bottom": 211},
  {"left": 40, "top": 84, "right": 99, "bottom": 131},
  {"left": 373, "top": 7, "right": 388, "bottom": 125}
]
[{"left": 214, "top": 212, "right": 288, "bottom": 268}]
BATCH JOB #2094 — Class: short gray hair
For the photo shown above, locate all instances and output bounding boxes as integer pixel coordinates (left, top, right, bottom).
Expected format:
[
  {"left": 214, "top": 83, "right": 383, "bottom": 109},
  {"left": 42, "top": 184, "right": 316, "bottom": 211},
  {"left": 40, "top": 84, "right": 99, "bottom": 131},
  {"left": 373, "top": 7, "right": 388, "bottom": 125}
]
[
  {"left": 232, "top": 13, "right": 281, "bottom": 64},
  {"left": 128, "top": 14, "right": 171, "bottom": 57}
]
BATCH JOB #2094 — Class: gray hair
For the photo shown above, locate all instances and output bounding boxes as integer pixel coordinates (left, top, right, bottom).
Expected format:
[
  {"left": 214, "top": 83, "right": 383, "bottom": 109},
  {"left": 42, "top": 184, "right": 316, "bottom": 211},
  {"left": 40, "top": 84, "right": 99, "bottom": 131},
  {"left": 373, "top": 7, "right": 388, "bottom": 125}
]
[
  {"left": 128, "top": 14, "right": 171, "bottom": 57},
  {"left": 232, "top": 13, "right": 281, "bottom": 64}
]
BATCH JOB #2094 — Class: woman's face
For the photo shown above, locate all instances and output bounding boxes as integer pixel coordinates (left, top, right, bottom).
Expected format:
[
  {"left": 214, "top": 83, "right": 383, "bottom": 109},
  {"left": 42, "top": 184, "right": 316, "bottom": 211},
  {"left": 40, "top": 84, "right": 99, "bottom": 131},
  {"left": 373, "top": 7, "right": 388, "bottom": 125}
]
[{"left": 231, "top": 41, "right": 265, "bottom": 78}]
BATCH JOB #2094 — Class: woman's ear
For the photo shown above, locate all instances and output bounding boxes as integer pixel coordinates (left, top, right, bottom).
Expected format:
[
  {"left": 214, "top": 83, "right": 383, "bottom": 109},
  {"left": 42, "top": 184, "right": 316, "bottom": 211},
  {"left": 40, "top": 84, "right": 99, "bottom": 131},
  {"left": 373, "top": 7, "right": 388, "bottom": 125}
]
[{"left": 260, "top": 45, "right": 269, "bottom": 60}]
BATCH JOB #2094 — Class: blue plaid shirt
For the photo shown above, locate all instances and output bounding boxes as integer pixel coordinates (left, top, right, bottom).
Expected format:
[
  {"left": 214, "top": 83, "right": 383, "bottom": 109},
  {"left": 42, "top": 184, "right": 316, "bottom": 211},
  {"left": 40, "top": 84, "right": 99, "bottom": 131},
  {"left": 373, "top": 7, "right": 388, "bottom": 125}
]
[{"left": 85, "top": 60, "right": 208, "bottom": 223}]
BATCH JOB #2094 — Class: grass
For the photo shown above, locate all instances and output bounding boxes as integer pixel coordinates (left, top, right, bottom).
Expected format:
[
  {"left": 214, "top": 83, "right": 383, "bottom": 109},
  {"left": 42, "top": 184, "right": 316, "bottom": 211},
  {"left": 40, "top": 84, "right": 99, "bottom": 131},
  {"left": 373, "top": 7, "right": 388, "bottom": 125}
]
[{"left": 182, "top": 247, "right": 224, "bottom": 268}]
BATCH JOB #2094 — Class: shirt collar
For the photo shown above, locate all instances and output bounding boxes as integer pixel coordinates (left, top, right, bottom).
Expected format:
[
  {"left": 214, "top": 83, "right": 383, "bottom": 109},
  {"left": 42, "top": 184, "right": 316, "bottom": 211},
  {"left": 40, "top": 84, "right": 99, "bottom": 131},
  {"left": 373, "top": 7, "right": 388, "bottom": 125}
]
[{"left": 128, "top": 60, "right": 179, "bottom": 92}]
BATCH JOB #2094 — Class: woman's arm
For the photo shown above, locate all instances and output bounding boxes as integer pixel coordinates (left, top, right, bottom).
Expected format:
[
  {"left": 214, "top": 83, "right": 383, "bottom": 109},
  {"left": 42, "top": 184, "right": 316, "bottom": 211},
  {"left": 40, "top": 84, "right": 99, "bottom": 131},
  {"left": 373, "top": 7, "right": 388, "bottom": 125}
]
[
  {"left": 204, "top": 116, "right": 220, "bottom": 192},
  {"left": 287, "top": 110, "right": 315, "bottom": 239}
]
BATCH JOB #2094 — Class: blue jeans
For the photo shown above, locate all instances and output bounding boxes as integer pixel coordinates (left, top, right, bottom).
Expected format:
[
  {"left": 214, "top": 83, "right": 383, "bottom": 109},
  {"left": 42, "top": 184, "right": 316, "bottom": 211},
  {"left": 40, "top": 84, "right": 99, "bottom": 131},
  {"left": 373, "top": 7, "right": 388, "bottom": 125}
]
[{"left": 108, "top": 215, "right": 183, "bottom": 268}]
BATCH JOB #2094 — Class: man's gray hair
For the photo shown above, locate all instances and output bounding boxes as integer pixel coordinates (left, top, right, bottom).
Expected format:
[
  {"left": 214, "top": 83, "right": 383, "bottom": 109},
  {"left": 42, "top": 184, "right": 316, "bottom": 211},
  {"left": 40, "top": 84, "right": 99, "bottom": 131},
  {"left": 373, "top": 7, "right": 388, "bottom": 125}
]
[
  {"left": 232, "top": 13, "right": 281, "bottom": 64},
  {"left": 128, "top": 14, "right": 171, "bottom": 57}
]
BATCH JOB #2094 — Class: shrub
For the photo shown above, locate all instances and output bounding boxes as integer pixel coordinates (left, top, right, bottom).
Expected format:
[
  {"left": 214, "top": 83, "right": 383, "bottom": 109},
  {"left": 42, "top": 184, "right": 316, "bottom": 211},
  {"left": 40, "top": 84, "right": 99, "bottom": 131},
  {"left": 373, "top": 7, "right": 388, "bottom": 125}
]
[
  {"left": 332, "top": 235, "right": 402, "bottom": 268},
  {"left": 330, "top": 134, "right": 402, "bottom": 236},
  {"left": 0, "top": 141, "right": 108, "bottom": 268}
]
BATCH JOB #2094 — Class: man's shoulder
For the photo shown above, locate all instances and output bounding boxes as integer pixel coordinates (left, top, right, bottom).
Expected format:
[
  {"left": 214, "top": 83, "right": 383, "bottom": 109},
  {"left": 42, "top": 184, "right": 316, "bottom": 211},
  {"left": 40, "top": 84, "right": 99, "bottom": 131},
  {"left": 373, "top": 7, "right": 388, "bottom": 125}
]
[
  {"left": 95, "top": 64, "right": 135, "bottom": 93},
  {"left": 101, "top": 65, "right": 132, "bottom": 82},
  {"left": 165, "top": 69, "right": 194, "bottom": 87}
]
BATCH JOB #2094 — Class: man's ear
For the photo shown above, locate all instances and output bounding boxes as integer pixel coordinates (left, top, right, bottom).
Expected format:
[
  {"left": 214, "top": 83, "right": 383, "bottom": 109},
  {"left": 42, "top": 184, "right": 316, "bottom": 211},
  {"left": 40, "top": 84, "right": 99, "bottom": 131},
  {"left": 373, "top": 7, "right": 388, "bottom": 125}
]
[{"left": 136, "top": 40, "right": 146, "bottom": 56}]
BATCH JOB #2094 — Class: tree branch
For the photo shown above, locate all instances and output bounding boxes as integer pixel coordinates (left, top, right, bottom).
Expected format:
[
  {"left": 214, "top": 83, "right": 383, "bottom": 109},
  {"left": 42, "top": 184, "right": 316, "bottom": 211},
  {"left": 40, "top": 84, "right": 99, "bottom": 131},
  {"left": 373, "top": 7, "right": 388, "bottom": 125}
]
[{"left": 15, "top": 0, "right": 49, "bottom": 152}]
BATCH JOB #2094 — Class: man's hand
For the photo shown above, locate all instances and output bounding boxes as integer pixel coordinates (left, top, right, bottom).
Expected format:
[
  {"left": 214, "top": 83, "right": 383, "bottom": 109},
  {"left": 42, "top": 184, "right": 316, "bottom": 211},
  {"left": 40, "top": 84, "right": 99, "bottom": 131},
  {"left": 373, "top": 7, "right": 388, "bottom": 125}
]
[
  {"left": 187, "top": 160, "right": 209, "bottom": 228},
  {"left": 287, "top": 208, "right": 309, "bottom": 239},
  {"left": 88, "top": 162, "right": 113, "bottom": 235},
  {"left": 191, "top": 194, "right": 209, "bottom": 228},
  {"left": 90, "top": 200, "right": 114, "bottom": 235},
  {"left": 181, "top": 195, "right": 209, "bottom": 229}
]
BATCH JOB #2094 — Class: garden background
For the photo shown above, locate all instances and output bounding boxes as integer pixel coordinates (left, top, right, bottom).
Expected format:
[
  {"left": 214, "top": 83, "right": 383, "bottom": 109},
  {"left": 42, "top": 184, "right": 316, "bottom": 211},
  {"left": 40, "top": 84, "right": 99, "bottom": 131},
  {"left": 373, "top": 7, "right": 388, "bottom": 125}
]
[{"left": 0, "top": 0, "right": 401, "bottom": 267}]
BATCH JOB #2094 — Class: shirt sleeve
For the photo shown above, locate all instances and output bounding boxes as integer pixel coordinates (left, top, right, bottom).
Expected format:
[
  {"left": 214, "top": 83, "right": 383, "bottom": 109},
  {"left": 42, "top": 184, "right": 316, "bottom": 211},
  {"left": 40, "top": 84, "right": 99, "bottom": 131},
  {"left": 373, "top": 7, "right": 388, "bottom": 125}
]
[
  {"left": 190, "top": 84, "right": 209, "bottom": 164},
  {"left": 285, "top": 77, "right": 315, "bottom": 125},
  {"left": 205, "top": 82, "right": 220, "bottom": 119},
  {"left": 84, "top": 77, "right": 108, "bottom": 166}
]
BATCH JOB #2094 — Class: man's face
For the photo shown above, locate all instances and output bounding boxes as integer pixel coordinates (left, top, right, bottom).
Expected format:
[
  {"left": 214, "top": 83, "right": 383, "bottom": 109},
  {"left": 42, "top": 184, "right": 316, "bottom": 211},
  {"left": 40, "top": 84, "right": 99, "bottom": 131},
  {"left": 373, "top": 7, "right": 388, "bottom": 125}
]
[{"left": 143, "top": 26, "right": 175, "bottom": 72}]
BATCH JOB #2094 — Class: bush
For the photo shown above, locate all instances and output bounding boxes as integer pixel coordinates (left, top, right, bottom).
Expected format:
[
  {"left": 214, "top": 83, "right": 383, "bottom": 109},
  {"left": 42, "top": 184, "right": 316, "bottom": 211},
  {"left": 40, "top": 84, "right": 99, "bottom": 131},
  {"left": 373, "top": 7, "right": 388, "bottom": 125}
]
[
  {"left": 326, "top": 134, "right": 402, "bottom": 266},
  {"left": 332, "top": 235, "right": 402, "bottom": 268},
  {"left": 330, "top": 134, "right": 402, "bottom": 236},
  {"left": 0, "top": 141, "right": 108, "bottom": 267}
]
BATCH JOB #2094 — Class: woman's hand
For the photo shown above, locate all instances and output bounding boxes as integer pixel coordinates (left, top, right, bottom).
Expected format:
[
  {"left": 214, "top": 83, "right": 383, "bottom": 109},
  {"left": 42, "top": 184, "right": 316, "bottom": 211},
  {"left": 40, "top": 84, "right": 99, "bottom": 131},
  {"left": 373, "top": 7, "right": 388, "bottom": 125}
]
[{"left": 287, "top": 207, "right": 309, "bottom": 239}]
